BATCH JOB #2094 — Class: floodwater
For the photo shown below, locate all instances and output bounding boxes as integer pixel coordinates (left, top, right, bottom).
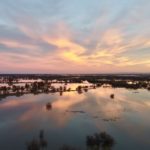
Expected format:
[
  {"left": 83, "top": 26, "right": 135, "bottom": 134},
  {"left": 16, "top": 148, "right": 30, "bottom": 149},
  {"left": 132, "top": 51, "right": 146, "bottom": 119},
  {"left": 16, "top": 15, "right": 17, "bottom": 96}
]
[{"left": 0, "top": 84, "right": 150, "bottom": 150}]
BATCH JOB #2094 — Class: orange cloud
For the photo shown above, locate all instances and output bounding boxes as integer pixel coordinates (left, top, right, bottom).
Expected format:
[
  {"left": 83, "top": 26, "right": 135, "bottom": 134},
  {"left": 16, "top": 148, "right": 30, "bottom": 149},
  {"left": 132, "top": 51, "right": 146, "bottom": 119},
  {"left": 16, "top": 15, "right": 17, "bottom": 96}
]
[
  {"left": 43, "top": 37, "right": 85, "bottom": 54},
  {"left": 42, "top": 34, "right": 86, "bottom": 63}
]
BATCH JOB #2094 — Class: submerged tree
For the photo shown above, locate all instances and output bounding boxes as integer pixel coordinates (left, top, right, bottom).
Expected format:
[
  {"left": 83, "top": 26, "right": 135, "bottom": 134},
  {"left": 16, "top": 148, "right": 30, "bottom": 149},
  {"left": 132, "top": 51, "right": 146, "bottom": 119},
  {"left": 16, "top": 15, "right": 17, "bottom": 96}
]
[
  {"left": 86, "top": 132, "right": 115, "bottom": 150},
  {"left": 27, "top": 139, "right": 40, "bottom": 150},
  {"left": 26, "top": 130, "right": 48, "bottom": 150},
  {"left": 26, "top": 131, "right": 115, "bottom": 150},
  {"left": 46, "top": 102, "right": 52, "bottom": 111},
  {"left": 110, "top": 94, "right": 114, "bottom": 99}
]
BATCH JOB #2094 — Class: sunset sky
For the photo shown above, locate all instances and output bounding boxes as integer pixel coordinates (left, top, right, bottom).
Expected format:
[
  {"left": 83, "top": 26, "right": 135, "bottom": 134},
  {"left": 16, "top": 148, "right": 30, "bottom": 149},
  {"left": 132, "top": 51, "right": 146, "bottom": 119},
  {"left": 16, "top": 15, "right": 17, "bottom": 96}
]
[{"left": 0, "top": 0, "right": 150, "bottom": 73}]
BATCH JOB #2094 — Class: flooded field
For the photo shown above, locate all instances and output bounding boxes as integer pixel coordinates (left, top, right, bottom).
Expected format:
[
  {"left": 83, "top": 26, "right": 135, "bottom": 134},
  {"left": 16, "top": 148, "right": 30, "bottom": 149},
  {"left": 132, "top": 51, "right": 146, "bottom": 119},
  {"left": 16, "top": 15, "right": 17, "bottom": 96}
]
[{"left": 0, "top": 83, "right": 150, "bottom": 150}]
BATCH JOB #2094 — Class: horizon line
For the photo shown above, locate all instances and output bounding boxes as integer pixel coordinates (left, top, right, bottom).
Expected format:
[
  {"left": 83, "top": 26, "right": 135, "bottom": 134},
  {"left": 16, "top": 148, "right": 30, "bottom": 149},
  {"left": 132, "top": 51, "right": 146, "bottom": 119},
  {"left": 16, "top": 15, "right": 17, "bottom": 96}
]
[{"left": 0, "top": 72, "right": 150, "bottom": 75}]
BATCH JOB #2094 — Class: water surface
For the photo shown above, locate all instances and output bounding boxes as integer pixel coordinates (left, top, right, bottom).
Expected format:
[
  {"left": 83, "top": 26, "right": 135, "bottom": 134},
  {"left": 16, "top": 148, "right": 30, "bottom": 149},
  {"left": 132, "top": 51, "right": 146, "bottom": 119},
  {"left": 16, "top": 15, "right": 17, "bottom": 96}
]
[{"left": 0, "top": 85, "right": 150, "bottom": 150}]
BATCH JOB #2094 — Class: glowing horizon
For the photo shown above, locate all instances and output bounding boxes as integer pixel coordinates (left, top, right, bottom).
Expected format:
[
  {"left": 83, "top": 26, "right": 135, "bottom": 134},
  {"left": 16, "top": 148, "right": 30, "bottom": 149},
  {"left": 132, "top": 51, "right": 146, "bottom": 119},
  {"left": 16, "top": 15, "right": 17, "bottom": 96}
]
[{"left": 0, "top": 0, "right": 150, "bottom": 73}]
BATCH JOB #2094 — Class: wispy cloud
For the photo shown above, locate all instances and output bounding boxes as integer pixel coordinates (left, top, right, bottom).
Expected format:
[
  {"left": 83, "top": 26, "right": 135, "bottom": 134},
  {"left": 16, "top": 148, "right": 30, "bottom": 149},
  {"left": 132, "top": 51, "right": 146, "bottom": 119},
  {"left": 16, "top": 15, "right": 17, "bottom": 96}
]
[{"left": 0, "top": 0, "right": 150, "bottom": 73}]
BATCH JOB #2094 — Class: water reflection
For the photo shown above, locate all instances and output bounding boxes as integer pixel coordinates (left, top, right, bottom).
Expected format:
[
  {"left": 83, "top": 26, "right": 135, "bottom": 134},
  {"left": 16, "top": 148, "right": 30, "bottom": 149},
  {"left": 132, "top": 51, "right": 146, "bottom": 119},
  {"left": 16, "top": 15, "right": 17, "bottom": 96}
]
[{"left": 0, "top": 85, "right": 150, "bottom": 150}]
